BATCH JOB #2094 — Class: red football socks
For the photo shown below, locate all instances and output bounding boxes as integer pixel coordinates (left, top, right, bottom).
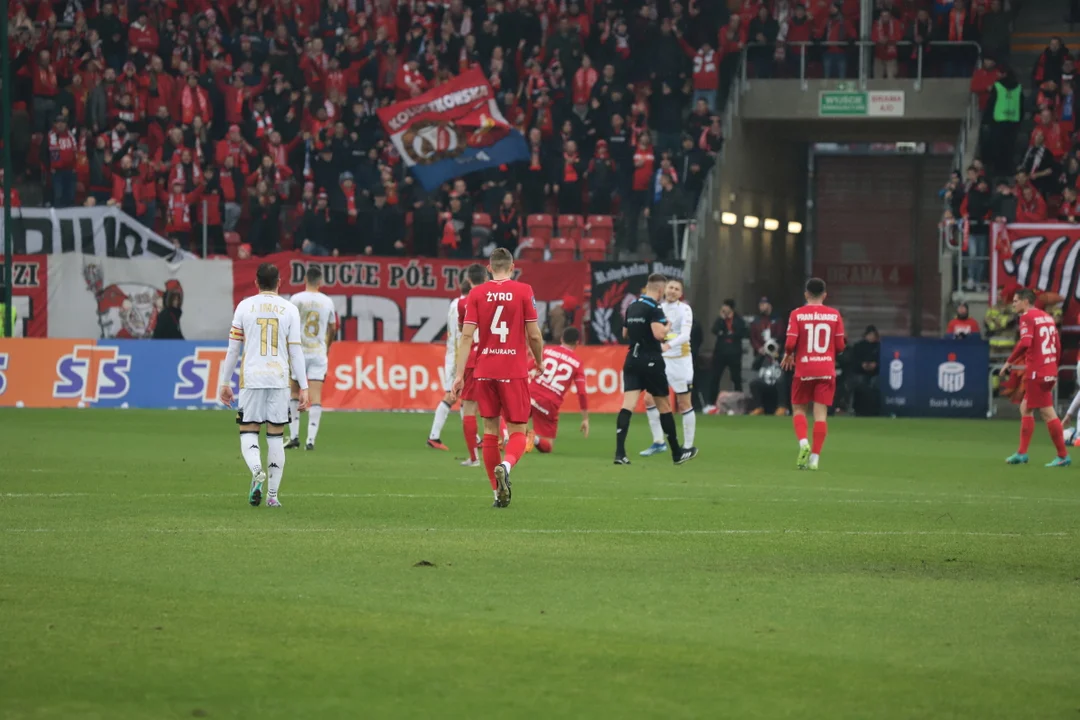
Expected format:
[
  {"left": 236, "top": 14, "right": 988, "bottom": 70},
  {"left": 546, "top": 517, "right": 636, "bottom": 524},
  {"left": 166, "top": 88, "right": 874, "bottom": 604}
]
[
  {"left": 463, "top": 414, "right": 478, "bottom": 462},
  {"left": 536, "top": 438, "right": 553, "bottom": 453},
  {"left": 481, "top": 434, "right": 501, "bottom": 490},
  {"left": 812, "top": 421, "right": 828, "bottom": 454},
  {"left": 793, "top": 414, "right": 808, "bottom": 442},
  {"left": 504, "top": 432, "right": 527, "bottom": 467},
  {"left": 1019, "top": 416, "right": 1035, "bottom": 454},
  {"left": 1047, "top": 418, "right": 1067, "bottom": 458}
]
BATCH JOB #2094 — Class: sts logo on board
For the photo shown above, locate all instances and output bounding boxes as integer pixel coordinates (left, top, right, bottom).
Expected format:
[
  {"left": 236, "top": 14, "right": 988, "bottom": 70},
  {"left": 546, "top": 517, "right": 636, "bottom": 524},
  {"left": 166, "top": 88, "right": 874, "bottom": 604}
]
[
  {"left": 174, "top": 347, "right": 240, "bottom": 403},
  {"left": 53, "top": 345, "right": 132, "bottom": 402}
]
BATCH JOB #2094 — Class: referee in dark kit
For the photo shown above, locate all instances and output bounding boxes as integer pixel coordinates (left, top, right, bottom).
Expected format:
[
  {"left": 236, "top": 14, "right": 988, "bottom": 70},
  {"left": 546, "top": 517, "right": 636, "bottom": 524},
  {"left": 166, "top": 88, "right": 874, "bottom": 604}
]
[{"left": 614, "top": 273, "right": 697, "bottom": 466}]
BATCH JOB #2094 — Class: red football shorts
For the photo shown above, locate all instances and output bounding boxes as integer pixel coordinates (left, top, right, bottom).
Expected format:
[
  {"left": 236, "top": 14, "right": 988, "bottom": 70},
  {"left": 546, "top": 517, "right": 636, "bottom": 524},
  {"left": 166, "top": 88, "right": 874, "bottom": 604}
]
[
  {"left": 530, "top": 397, "right": 560, "bottom": 439},
  {"left": 461, "top": 367, "right": 476, "bottom": 401},
  {"left": 1024, "top": 371, "right": 1057, "bottom": 409},
  {"left": 791, "top": 377, "right": 836, "bottom": 406},
  {"left": 476, "top": 378, "right": 532, "bottom": 424}
]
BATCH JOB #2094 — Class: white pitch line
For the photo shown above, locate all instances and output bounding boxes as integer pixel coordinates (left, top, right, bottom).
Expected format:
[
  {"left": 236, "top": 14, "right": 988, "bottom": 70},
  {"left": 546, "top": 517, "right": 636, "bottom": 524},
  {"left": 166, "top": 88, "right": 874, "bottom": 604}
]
[{"left": 0, "top": 527, "right": 1070, "bottom": 538}]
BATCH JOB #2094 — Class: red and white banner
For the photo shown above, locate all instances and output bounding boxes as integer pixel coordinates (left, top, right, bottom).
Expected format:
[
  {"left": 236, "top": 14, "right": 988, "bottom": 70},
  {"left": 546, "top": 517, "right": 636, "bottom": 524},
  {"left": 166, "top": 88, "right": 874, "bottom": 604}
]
[
  {"left": 324, "top": 342, "right": 629, "bottom": 413},
  {"left": 992, "top": 223, "right": 1080, "bottom": 327},
  {"left": 233, "top": 252, "right": 589, "bottom": 343},
  {"left": 8, "top": 255, "right": 48, "bottom": 337}
]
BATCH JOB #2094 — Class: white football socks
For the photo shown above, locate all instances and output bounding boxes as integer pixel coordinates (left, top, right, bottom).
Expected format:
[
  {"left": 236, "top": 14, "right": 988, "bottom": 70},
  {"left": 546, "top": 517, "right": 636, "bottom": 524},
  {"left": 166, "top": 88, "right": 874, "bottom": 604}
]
[
  {"left": 799, "top": 439, "right": 810, "bottom": 448},
  {"left": 307, "top": 404, "right": 323, "bottom": 444},
  {"left": 645, "top": 405, "right": 664, "bottom": 445},
  {"left": 681, "top": 407, "right": 696, "bottom": 448},
  {"left": 240, "top": 432, "right": 262, "bottom": 476},
  {"left": 430, "top": 400, "right": 452, "bottom": 440},
  {"left": 266, "top": 434, "right": 285, "bottom": 499},
  {"left": 288, "top": 399, "right": 301, "bottom": 440}
]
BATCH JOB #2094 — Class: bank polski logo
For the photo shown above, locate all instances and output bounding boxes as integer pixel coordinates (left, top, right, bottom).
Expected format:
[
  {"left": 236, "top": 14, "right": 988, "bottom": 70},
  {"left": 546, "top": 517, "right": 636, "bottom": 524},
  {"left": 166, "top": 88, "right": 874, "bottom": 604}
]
[
  {"left": 938, "top": 353, "right": 965, "bottom": 393},
  {"left": 888, "top": 351, "right": 904, "bottom": 390}
]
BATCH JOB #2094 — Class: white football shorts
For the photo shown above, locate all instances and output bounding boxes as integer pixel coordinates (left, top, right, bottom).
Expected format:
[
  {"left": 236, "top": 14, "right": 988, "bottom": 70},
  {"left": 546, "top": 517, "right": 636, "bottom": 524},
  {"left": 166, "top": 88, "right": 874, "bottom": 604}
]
[
  {"left": 291, "top": 354, "right": 328, "bottom": 383},
  {"left": 236, "top": 388, "right": 291, "bottom": 426},
  {"left": 664, "top": 356, "right": 694, "bottom": 394}
]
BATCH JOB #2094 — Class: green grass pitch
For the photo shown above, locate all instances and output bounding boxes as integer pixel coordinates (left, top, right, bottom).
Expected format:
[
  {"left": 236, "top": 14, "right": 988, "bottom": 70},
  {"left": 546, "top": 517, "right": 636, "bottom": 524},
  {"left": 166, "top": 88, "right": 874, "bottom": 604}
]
[{"left": 2, "top": 409, "right": 1079, "bottom": 719}]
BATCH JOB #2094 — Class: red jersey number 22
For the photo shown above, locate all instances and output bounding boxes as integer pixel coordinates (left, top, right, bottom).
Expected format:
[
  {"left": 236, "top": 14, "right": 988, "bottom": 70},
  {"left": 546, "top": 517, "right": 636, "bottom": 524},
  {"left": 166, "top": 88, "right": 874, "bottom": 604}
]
[
  {"left": 805, "top": 323, "right": 832, "bottom": 354},
  {"left": 1039, "top": 324, "right": 1057, "bottom": 358},
  {"left": 491, "top": 305, "right": 509, "bottom": 343}
]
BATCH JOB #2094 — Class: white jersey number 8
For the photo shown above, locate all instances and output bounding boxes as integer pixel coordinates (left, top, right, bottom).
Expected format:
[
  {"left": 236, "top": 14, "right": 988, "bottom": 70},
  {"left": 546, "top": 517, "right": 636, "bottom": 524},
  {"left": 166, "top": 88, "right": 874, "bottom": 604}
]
[{"left": 491, "top": 305, "right": 509, "bottom": 343}]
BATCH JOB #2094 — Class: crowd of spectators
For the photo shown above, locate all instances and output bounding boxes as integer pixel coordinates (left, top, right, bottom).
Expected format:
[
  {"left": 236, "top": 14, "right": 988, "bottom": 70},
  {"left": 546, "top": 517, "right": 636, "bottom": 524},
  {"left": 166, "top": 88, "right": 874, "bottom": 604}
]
[
  {"left": 1, "top": 0, "right": 740, "bottom": 260},
  {"left": 943, "top": 36, "right": 1080, "bottom": 289}
]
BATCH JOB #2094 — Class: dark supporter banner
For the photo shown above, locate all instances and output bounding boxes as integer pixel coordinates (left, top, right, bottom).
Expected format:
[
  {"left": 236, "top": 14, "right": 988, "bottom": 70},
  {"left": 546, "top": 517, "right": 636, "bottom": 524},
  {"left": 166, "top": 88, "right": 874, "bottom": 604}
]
[
  {"left": 377, "top": 67, "right": 528, "bottom": 190},
  {"left": 880, "top": 336, "right": 990, "bottom": 418},
  {"left": 992, "top": 223, "right": 1080, "bottom": 328},
  {"left": 0, "top": 207, "right": 190, "bottom": 259},
  {"left": 233, "top": 252, "right": 589, "bottom": 342},
  {"left": 588, "top": 261, "right": 685, "bottom": 345}
]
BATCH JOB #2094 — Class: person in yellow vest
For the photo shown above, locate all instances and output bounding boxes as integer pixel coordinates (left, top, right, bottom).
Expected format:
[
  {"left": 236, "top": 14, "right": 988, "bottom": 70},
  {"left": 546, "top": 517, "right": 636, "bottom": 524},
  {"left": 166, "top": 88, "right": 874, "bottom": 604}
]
[
  {"left": 986, "top": 283, "right": 1019, "bottom": 398},
  {"left": 0, "top": 273, "right": 16, "bottom": 338},
  {"left": 984, "top": 67, "right": 1023, "bottom": 178}
]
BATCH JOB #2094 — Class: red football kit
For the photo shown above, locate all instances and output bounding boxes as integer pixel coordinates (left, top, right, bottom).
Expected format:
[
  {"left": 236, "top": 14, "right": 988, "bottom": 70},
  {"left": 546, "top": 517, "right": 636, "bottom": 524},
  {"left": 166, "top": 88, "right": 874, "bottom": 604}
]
[
  {"left": 530, "top": 344, "right": 588, "bottom": 439},
  {"left": 462, "top": 278, "right": 538, "bottom": 423},
  {"left": 785, "top": 304, "right": 846, "bottom": 406},
  {"left": 1008, "top": 307, "right": 1060, "bottom": 409}
]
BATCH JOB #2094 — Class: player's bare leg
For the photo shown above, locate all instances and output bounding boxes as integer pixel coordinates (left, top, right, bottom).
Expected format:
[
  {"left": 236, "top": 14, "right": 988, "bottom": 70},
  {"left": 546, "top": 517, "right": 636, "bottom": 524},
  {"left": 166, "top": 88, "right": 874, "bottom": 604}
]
[
  {"left": 1041, "top": 404, "right": 1071, "bottom": 466},
  {"left": 286, "top": 381, "right": 301, "bottom": 449},
  {"left": 792, "top": 403, "right": 811, "bottom": 469},
  {"left": 639, "top": 391, "right": 667, "bottom": 456},
  {"left": 427, "top": 392, "right": 454, "bottom": 451},
  {"left": 265, "top": 423, "right": 286, "bottom": 506},
  {"left": 460, "top": 400, "right": 480, "bottom": 467},
  {"left": 675, "top": 391, "right": 696, "bottom": 451},
  {"left": 305, "top": 381, "right": 323, "bottom": 450},
  {"left": 808, "top": 402, "right": 829, "bottom": 470},
  {"left": 239, "top": 422, "right": 266, "bottom": 506}
]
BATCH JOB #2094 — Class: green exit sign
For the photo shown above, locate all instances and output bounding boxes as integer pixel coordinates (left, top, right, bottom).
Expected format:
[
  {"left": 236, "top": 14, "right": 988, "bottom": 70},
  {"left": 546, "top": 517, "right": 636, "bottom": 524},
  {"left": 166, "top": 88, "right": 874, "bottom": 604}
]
[{"left": 819, "top": 91, "right": 868, "bottom": 116}]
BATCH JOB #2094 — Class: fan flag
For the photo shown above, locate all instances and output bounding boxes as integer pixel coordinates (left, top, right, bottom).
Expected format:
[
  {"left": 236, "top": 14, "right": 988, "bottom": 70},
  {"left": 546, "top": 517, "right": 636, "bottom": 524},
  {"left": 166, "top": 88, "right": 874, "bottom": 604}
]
[{"left": 377, "top": 68, "right": 529, "bottom": 191}]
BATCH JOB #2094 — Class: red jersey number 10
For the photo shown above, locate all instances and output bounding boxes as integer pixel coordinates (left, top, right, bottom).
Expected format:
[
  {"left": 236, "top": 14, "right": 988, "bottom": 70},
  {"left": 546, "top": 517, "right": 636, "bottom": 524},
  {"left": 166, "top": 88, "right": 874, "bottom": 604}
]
[
  {"left": 491, "top": 305, "right": 509, "bottom": 343},
  {"left": 805, "top": 323, "right": 832, "bottom": 354}
]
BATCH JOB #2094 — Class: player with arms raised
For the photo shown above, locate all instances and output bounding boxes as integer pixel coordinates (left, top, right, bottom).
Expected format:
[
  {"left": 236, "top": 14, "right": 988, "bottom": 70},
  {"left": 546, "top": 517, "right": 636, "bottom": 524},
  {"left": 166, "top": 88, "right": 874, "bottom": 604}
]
[
  {"left": 781, "top": 278, "right": 845, "bottom": 471},
  {"left": 286, "top": 266, "right": 337, "bottom": 450},
  {"left": 454, "top": 248, "right": 544, "bottom": 507},
  {"left": 529, "top": 327, "right": 589, "bottom": 453},
  {"left": 219, "top": 263, "right": 310, "bottom": 507},
  {"left": 427, "top": 277, "right": 472, "bottom": 451},
  {"left": 1001, "top": 288, "right": 1070, "bottom": 466}
]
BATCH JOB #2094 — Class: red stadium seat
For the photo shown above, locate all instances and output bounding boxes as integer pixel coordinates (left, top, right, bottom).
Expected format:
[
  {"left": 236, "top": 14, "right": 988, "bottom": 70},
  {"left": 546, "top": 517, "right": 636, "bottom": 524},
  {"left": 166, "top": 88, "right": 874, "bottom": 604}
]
[
  {"left": 557, "top": 214, "right": 584, "bottom": 242},
  {"left": 224, "top": 231, "right": 241, "bottom": 259},
  {"left": 472, "top": 212, "right": 492, "bottom": 254},
  {"left": 473, "top": 212, "right": 492, "bottom": 229},
  {"left": 579, "top": 236, "right": 608, "bottom": 261},
  {"left": 527, "top": 213, "right": 554, "bottom": 243},
  {"left": 585, "top": 215, "right": 614, "bottom": 248},
  {"left": 549, "top": 236, "right": 576, "bottom": 262},
  {"left": 517, "top": 236, "right": 547, "bottom": 262}
]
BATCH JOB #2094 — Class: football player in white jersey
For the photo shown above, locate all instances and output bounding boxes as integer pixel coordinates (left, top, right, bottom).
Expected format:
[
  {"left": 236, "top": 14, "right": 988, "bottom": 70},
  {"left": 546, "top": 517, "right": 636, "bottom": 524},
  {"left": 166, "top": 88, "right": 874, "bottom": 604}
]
[
  {"left": 286, "top": 266, "right": 338, "bottom": 450},
  {"left": 427, "top": 278, "right": 472, "bottom": 451},
  {"left": 219, "top": 263, "right": 309, "bottom": 508},
  {"left": 641, "top": 278, "right": 697, "bottom": 456}
]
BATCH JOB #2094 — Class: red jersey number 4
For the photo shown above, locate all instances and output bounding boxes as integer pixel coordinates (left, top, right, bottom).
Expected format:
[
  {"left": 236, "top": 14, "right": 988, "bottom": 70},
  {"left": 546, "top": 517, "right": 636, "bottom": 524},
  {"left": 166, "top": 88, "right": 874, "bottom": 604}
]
[
  {"left": 463, "top": 279, "right": 538, "bottom": 379},
  {"left": 786, "top": 306, "right": 846, "bottom": 379}
]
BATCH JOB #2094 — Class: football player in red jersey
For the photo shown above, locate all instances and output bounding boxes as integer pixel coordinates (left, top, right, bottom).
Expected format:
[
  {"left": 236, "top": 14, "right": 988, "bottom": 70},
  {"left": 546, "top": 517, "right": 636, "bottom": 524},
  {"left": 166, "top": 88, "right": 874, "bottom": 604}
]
[
  {"left": 781, "top": 278, "right": 846, "bottom": 471},
  {"left": 454, "top": 248, "right": 545, "bottom": 507},
  {"left": 529, "top": 327, "right": 590, "bottom": 453},
  {"left": 454, "top": 264, "right": 490, "bottom": 467},
  {"left": 1000, "top": 288, "right": 1070, "bottom": 466}
]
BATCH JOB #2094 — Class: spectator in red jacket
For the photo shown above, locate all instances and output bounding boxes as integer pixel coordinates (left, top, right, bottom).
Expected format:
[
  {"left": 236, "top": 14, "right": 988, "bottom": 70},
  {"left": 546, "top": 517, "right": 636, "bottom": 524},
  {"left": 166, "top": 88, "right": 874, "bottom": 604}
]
[
  {"left": 158, "top": 177, "right": 204, "bottom": 249},
  {"left": 128, "top": 10, "right": 159, "bottom": 56},
  {"left": 177, "top": 72, "right": 211, "bottom": 127},
  {"left": 109, "top": 154, "right": 148, "bottom": 218},
  {"left": 1059, "top": 186, "right": 1080, "bottom": 222},
  {"left": 781, "top": 4, "right": 815, "bottom": 78},
  {"left": 1016, "top": 184, "right": 1048, "bottom": 223},
  {"left": 971, "top": 56, "right": 1003, "bottom": 111},
  {"left": 215, "top": 126, "right": 253, "bottom": 176},
  {"left": 572, "top": 55, "right": 598, "bottom": 112},
  {"left": 820, "top": 5, "right": 855, "bottom": 79},
  {"left": 140, "top": 56, "right": 175, "bottom": 122},
  {"left": 676, "top": 27, "right": 720, "bottom": 111},
  {"left": 1033, "top": 108, "right": 1068, "bottom": 159},
  {"left": 47, "top": 115, "right": 78, "bottom": 208},
  {"left": 32, "top": 49, "right": 60, "bottom": 134},
  {"left": 871, "top": 9, "right": 904, "bottom": 79},
  {"left": 947, "top": 303, "right": 981, "bottom": 337}
]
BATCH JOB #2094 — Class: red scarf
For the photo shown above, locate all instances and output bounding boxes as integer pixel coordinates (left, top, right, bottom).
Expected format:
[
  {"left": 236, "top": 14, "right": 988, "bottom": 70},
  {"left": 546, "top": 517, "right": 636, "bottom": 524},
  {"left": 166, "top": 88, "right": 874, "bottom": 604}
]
[
  {"left": 563, "top": 152, "right": 579, "bottom": 182},
  {"left": 167, "top": 191, "right": 190, "bottom": 231},
  {"left": 341, "top": 182, "right": 356, "bottom": 222},
  {"left": 181, "top": 85, "right": 204, "bottom": 125}
]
